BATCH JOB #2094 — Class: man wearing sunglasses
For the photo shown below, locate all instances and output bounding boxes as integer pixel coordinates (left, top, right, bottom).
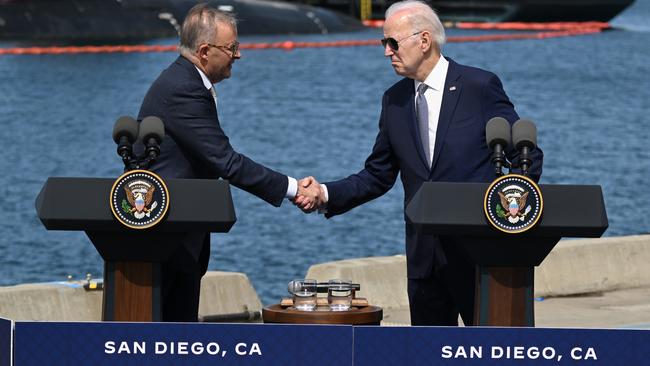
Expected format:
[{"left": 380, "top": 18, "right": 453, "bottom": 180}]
[
  {"left": 136, "top": 4, "right": 321, "bottom": 322},
  {"left": 296, "top": 0, "right": 542, "bottom": 326}
]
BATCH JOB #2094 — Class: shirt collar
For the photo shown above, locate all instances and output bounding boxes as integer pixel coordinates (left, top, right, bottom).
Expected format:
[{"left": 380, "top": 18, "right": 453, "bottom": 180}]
[
  {"left": 195, "top": 66, "right": 213, "bottom": 91},
  {"left": 415, "top": 55, "right": 449, "bottom": 93}
]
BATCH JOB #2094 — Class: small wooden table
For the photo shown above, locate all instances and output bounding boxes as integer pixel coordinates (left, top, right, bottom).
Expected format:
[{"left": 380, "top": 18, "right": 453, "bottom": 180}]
[{"left": 263, "top": 304, "right": 383, "bottom": 325}]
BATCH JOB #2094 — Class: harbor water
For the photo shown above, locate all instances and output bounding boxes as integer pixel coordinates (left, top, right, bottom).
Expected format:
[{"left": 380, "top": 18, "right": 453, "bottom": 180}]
[{"left": 0, "top": 0, "right": 648, "bottom": 305}]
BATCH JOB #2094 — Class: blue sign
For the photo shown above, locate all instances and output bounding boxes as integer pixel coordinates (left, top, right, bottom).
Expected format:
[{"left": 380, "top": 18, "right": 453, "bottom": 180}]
[
  {"left": 354, "top": 326, "right": 650, "bottom": 365},
  {"left": 0, "top": 317, "right": 11, "bottom": 366},
  {"left": 12, "top": 321, "right": 650, "bottom": 365},
  {"left": 14, "top": 322, "right": 351, "bottom": 366}
]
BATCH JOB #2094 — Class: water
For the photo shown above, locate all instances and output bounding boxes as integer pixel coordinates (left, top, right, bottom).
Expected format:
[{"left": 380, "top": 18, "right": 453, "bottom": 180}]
[
  {"left": 293, "top": 291, "right": 318, "bottom": 311},
  {"left": 0, "top": 1, "right": 649, "bottom": 305},
  {"left": 328, "top": 286, "right": 353, "bottom": 311}
]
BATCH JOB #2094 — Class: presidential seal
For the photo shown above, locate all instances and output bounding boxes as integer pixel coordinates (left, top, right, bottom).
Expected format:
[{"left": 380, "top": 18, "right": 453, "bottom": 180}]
[
  {"left": 110, "top": 169, "right": 169, "bottom": 229},
  {"left": 484, "top": 174, "right": 543, "bottom": 234}
]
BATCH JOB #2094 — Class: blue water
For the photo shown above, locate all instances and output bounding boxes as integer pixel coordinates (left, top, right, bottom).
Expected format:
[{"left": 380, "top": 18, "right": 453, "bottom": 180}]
[{"left": 0, "top": 1, "right": 649, "bottom": 305}]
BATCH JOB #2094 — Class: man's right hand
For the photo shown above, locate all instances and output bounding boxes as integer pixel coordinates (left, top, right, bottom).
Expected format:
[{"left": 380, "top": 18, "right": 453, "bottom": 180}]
[{"left": 293, "top": 176, "right": 326, "bottom": 213}]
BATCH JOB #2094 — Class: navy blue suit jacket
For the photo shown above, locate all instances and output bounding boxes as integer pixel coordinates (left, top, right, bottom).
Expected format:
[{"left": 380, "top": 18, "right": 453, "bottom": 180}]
[
  {"left": 325, "top": 58, "right": 543, "bottom": 278},
  {"left": 138, "top": 56, "right": 288, "bottom": 258}
]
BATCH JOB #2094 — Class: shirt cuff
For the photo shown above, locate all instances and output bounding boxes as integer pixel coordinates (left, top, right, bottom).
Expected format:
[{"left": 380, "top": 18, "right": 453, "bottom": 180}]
[
  {"left": 320, "top": 184, "right": 329, "bottom": 203},
  {"left": 286, "top": 177, "right": 298, "bottom": 199},
  {"left": 318, "top": 184, "right": 329, "bottom": 214}
]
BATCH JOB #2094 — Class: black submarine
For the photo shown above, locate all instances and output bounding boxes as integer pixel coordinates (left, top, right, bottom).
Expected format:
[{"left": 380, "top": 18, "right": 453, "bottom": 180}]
[
  {"left": 0, "top": 0, "right": 363, "bottom": 42},
  {"left": 0, "top": 0, "right": 636, "bottom": 42},
  {"left": 313, "top": 0, "right": 636, "bottom": 23}
]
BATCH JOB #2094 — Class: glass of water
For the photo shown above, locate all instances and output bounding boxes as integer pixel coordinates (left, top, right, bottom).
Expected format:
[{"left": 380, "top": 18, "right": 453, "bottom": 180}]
[
  {"left": 291, "top": 279, "right": 317, "bottom": 311},
  {"left": 327, "top": 279, "right": 352, "bottom": 311}
]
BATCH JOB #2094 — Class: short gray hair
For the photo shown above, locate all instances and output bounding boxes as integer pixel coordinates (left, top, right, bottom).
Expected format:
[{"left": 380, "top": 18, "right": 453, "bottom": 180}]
[
  {"left": 179, "top": 3, "right": 238, "bottom": 56},
  {"left": 385, "top": 0, "right": 446, "bottom": 51}
]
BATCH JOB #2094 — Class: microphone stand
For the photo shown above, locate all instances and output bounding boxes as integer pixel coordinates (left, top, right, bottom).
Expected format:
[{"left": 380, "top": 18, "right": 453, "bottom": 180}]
[
  {"left": 121, "top": 156, "right": 142, "bottom": 172},
  {"left": 491, "top": 144, "right": 510, "bottom": 177},
  {"left": 128, "top": 139, "right": 160, "bottom": 171},
  {"left": 518, "top": 146, "right": 532, "bottom": 177},
  {"left": 141, "top": 139, "right": 160, "bottom": 170},
  {"left": 118, "top": 147, "right": 155, "bottom": 172}
]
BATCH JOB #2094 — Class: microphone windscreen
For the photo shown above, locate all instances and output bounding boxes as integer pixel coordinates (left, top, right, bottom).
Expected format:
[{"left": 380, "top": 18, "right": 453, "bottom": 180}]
[
  {"left": 112, "top": 116, "right": 138, "bottom": 144},
  {"left": 139, "top": 116, "right": 165, "bottom": 144},
  {"left": 512, "top": 119, "right": 537, "bottom": 149},
  {"left": 485, "top": 117, "right": 511, "bottom": 149}
]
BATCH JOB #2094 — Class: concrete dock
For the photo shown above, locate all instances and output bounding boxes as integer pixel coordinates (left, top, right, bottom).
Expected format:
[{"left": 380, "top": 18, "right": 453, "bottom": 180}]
[
  {"left": 1, "top": 234, "right": 649, "bottom": 328},
  {"left": 307, "top": 235, "right": 650, "bottom": 328},
  {"left": 0, "top": 271, "right": 263, "bottom": 322}
]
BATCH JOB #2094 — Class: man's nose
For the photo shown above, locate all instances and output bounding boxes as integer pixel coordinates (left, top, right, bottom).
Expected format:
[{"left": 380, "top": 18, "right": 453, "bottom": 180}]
[{"left": 384, "top": 43, "right": 394, "bottom": 57}]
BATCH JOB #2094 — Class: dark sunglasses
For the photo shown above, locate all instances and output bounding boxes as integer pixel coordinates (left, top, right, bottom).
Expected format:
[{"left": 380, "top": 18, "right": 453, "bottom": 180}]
[
  {"left": 381, "top": 31, "right": 423, "bottom": 51},
  {"left": 206, "top": 40, "right": 240, "bottom": 56}
]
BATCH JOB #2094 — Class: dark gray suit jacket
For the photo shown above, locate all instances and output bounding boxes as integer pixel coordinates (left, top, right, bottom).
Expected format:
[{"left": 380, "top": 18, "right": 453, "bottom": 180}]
[{"left": 138, "top": 55, "right": 288, "bottom": 259}]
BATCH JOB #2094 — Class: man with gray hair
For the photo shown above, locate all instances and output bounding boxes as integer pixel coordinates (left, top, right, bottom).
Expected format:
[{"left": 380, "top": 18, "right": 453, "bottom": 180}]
[
  {"left": 137, "top": 3, "right": 320, "bottom": 321},
  {"left": 296, "top": 0, "right": 542, "bottom": 326}
]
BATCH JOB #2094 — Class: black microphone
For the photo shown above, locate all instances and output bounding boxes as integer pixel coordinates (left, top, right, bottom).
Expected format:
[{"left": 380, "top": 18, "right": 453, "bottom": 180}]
[
  {"left": 112, "top": 116, "right": 139, "bottom": 167},
  {"left": 485, "top": 117, "right": 511, "bottom": 176},
  {"left": 138, "top": 116, "right": 165, "bottom": 166},
  {"left": 512, "top": 119, "right": 537, "bottom": 176}
]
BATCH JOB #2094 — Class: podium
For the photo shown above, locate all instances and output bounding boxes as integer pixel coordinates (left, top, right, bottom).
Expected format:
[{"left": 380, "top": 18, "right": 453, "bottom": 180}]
[
  {"left": 406, "top": 182, "right": 608, "bottom": 326},
  {"left": 263, "top": 305, "right": 383, "bottom": 325},
  {"left": 35, "top": 177, "right": 236, "bottom": 322}
]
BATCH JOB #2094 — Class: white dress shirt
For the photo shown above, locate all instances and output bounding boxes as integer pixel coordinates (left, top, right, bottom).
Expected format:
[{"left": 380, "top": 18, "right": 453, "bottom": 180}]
[
  {"left": 414, "top": 55, "right": 449, "bottom": 167},
  {"left": 321, "top": 56, "right": 450, "bottom": 206},
  {"left": 194, "top": 66, "right": 297, "bottom": 199}
]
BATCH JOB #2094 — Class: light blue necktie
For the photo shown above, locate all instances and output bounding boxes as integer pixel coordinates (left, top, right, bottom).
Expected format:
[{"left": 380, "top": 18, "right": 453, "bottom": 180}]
[
  {"left": 210, "top": 87, "right": 218, "bottom": 109},
  {"left": 416, "top": 83, "right": 430, "bottom": 166}
]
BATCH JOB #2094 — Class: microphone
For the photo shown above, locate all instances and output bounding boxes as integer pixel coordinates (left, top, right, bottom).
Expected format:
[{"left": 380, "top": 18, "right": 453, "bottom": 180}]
[
  {"left": 112, "top": 116, "right": 139, "bottom": 167},
  {"left": 485, "top": 117, "right": 511, "bottom": 176},
  {"left": 138, "top": 116, "right": 165, "bottom": 166},
  {"left": 512, "top": 119, "right": 537, "bottom": 176},
  {"left": 287, "top": 281, "right": 360, "bottom": 294}
]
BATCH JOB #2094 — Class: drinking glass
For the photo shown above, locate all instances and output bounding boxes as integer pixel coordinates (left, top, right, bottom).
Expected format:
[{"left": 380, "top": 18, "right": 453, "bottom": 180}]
[
  {"left": 327, "top": 279, "right": 352, "bottom": 311},
  {"left": 291, "top": 279, "right": 317, "bottom": 311}
]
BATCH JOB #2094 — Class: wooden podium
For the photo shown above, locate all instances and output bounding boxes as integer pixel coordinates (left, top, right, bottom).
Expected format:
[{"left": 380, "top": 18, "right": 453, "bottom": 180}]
[
  {"left": 35, "top": 177, "right": 236, "bottom": 322},
  {"left": 263, "top": 305, "right": 383, "bottom": 325},
  {"left": 406, "top": 182, "right": 608, "bottom": 326}
]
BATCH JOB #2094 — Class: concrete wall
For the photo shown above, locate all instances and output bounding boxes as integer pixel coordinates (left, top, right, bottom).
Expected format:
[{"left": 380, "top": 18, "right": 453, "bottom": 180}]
[
  {"left": 0, "top": 282, "right": 102, "bottom": 321},
  {"left": 1, "top": 235, "right": 648, "bottom": 322},
  {"left": 198, "top": 271, "right": 263, "bottom": 319},
  {"left": 306, "top": 235, "right": 650, "bottom": 321},
  {"left": 306, "top": 255, "right": 408, "bottom": 308},
  {"left": 306, "top": 255, "right": 410, "bottom": 324},
  {"left": 535, "top": 235, "right": 650, "bottom": 296},
  {"left": 0, "top": 271, "right": 262, "bottom": 322}
]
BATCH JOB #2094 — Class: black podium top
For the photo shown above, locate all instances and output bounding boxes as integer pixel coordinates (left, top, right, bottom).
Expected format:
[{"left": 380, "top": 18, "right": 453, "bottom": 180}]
[
  {"left": 406, "top": 182, "right": 608, "bottom": 238},
  {"left": 36, "top": 177, "right": 236, "bottom": 233},
  {"left": 36, "top": 177, "right": 238, "bottom": 262},
  {"left": 405, "top": 182, "right": 608, "bottom": 266}
]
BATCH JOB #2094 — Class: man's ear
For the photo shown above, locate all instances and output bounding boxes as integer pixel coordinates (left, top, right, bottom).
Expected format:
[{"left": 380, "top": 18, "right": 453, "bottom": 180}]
[
  {"left": 196, "top": 44, "right": 209, "bottom": 61},
  {"left": 420, "top": 31, "right": 432, "bottom": 52}
]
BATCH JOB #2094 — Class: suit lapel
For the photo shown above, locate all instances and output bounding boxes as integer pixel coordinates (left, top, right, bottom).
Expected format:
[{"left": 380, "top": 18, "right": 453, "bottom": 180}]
[
  {"left": 403, "top": 81, "right": 431, "bottom": 172},
  {"left": 177, "top": 55, "right": 217, "bottom": 106},
  {"left": 430, "top": 60, "right": 462, "bottom": 173}
]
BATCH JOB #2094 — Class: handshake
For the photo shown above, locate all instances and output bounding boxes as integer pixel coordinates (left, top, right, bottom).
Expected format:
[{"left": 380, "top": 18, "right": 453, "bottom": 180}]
[{"left": 293, "top": 176, "right": 327, "bottom": 213}]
